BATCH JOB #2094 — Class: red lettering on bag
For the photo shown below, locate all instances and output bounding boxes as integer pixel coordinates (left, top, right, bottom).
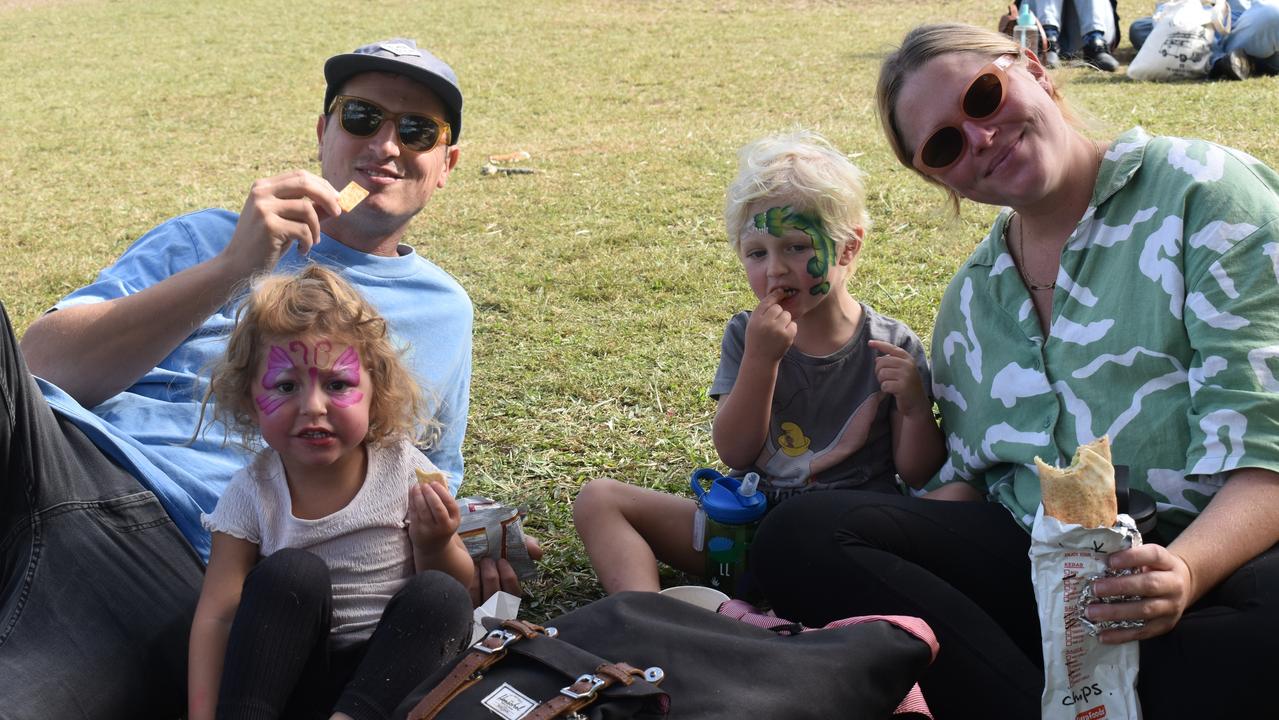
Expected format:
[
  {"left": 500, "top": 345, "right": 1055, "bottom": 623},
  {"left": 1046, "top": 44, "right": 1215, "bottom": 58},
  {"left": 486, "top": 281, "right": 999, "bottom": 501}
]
[{"left": 1076, "top": 705, "right": 1107, "bottom": 720}]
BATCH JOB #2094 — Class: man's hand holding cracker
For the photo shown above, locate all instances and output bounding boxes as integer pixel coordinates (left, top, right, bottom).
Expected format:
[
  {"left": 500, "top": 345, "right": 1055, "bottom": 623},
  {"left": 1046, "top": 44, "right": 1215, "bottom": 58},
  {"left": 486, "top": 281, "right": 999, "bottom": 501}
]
[{"left": 220, "top": 170, "right": 347, "bottom": 277}]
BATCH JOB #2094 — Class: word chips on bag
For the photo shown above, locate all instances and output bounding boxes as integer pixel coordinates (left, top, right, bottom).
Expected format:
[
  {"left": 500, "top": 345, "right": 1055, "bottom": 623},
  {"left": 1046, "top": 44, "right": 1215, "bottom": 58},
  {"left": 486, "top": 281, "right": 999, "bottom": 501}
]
[{"left": 1030, "top": 437, "right": 1143, "bottom": 720}]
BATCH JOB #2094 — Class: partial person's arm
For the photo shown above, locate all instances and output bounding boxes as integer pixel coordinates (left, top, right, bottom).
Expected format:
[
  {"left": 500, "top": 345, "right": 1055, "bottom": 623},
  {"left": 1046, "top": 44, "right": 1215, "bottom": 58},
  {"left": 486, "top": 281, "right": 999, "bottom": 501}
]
[
  {"left": 713, "top": 291, "right": 795, "bottom": 469},
  {"left": 1088, "top": 467, "right": 1279, "bottom": 642},
  {"left": 188, "top": 533, "right": 258, "bottom": 720},
  {"left": 1087, "top": 188, "right": 1279, "bottom": 641},
  {"left": 21, "top": 171, "right": 341, "bottom": 407},
  {"left": 923, "top": 481, "right": 984, "bottom": 501},
  {"left": 869, "top": 339, "right": 947, "bottom": 488},
  {"left": 888, "top": 406, "right": 948, "bottom": 488}
]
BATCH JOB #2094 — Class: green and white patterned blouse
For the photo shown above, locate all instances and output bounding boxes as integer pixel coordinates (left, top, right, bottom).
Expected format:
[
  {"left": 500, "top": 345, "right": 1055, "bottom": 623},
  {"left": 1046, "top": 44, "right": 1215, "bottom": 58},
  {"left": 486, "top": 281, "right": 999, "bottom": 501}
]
[{"left": 930, "top": 127, "right": 1279, "bottom": 540}]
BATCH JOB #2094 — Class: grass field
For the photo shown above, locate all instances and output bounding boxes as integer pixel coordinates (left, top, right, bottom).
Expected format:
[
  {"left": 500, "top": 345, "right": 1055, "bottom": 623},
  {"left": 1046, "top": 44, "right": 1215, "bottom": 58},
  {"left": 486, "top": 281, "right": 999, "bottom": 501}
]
[{"left": 2, "top": 0, "right": 1276, "bottom": 619}]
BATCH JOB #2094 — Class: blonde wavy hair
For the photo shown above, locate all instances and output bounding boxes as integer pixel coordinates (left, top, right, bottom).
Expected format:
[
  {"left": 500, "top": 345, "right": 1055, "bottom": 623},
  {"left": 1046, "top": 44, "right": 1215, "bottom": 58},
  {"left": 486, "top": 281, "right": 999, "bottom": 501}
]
[
  {"left": 200, "top": 264, "right": 436, "bottom": 450},
  {"left": 876, "top": 23, "right": 1088, "bottom": 214},
  {"left": 724, "top": 129, "right": 870, "bottom": 256}
]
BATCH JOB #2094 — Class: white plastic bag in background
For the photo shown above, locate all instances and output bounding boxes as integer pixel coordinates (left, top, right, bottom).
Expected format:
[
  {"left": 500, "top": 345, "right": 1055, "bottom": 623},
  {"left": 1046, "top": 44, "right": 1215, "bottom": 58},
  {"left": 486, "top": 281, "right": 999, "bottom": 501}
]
[
  {"left": 1128, "top": 0, "right": 1231, "bottom": 81},
  {"left": 1030, "top": 507, "right": 1143, "bottom": 720}
]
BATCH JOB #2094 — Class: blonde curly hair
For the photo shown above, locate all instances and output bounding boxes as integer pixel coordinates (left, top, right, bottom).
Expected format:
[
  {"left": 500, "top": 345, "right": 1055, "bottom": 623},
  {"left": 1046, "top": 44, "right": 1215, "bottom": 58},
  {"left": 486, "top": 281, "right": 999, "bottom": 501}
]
[{"left": 200, "top": 264, "right": 436, "bottom": 450}]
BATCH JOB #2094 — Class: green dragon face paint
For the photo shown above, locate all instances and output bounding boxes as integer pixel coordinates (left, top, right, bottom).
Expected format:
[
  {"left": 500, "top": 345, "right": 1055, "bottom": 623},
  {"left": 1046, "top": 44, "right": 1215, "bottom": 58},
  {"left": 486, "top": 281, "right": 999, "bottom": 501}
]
[{"left": 753, "top": 205, "right": 837, "bottom": 295}]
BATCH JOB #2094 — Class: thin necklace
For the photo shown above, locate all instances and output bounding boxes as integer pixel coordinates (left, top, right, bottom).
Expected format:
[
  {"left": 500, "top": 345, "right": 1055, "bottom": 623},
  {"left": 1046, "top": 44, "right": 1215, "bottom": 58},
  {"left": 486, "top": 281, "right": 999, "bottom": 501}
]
[{"left": 1009, "top": 211, "right": 1056, "bottom": 291}]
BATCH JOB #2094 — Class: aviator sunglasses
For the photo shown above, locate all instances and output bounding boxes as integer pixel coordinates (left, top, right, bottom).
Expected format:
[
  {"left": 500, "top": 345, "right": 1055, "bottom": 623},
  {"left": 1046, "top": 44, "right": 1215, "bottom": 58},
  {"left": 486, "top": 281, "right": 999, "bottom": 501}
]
[
  {"left": 912, "top": 54, "right": 1017, "bottom": 174},
  {"left": 327, "top": 95, "right": 452, "bottom": 153}
]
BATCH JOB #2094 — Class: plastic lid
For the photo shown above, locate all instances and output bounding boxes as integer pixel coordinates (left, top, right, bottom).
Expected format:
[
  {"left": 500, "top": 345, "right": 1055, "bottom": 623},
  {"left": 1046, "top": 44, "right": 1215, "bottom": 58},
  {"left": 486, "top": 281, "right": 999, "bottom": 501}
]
[
  {"left": 700, "top": 476, "right": 767, "bottom": 524},
  {"left": 1018, "top": 2, "right": 1034, "bottom": 26}
]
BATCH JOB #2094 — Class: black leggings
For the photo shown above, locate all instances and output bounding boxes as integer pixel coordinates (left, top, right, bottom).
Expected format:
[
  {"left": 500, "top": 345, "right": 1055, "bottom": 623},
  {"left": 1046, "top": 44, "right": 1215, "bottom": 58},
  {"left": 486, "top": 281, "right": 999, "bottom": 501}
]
[
  {"left": 217, "top": 549, "right": 472, "bottom": 720},
  {"left": 751, "top": 490, "right": 1279, "bottom": 719}
]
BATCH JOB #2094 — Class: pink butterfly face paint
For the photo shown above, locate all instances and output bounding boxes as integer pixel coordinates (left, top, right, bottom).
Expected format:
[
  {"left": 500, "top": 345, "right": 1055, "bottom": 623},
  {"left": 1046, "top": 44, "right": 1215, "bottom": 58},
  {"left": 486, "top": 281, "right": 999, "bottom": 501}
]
[
  {"left": 254, "top": 340, "right": 366, "bottom": 415},
  {"left": 251, "top": 336, "right": 372, "bottom": 469},
  {"left": 255, "top": 345, "right": 296, "bottom": 416},
  {"left": 328, "top": 346, "right": 366, "bottom": 408}
]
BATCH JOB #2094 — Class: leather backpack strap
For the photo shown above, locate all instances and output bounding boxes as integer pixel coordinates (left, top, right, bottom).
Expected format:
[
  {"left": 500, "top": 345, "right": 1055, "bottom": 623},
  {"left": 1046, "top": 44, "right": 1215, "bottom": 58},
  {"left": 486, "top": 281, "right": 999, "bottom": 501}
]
[
  {"left": 524, "top": 662, "right": 652, "bottom": 720},
  {"left": 406, "top": 620, "right": 552, "bottom": 720}
]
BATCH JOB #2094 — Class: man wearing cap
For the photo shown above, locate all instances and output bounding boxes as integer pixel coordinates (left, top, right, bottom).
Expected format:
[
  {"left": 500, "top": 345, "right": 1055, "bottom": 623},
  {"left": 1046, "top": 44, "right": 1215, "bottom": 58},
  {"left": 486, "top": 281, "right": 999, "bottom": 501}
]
[{"left": 3, "top": 39, "right": 524, "bottom": 719}]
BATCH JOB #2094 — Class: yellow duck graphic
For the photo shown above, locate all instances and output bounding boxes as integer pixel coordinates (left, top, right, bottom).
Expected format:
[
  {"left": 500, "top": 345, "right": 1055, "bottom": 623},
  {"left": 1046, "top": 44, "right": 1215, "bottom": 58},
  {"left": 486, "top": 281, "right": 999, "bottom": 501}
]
[{"left": 777, "top": 422, "right": 812, "bottom": 457}]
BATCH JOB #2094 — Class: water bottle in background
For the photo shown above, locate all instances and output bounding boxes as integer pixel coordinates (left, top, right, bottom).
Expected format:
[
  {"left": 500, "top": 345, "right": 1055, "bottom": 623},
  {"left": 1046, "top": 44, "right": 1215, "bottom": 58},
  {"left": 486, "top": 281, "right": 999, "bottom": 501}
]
[
  {"left": 1014, "top": 2, "right": 1041, "bottom": 53},
  {"left": 690, "top": 468, "right": 768, "bottom": 598}
]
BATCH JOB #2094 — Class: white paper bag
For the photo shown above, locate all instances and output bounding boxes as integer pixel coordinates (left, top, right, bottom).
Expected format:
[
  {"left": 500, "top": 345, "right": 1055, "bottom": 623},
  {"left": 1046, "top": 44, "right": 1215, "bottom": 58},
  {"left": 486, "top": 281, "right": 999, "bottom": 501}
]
[
  {"left": 1029, "top": 507, "right": 1143, "bottom": 720},
  {"left": 470, "top": 590, "right": 522, "bottom": 644}
]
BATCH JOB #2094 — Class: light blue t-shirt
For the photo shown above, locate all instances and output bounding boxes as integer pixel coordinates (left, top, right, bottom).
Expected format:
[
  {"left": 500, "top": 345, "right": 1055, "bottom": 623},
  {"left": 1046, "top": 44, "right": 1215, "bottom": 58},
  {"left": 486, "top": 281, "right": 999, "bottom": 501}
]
[{"left": 38, "top": 208, "right": 472, "bottom": 562}]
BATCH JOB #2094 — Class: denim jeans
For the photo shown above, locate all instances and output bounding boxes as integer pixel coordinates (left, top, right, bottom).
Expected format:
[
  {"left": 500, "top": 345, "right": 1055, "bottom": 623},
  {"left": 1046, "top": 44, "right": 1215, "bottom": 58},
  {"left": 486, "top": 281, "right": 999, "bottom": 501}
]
[
  {"left": 1131, "top": 0, "right": 1279, "bottom": 72},
  {"left": 1033, "top": 0, "right": 1118, "bottom": 52},
  {"left": 0, "top": 301, "right": 205, "bottom": 719}
]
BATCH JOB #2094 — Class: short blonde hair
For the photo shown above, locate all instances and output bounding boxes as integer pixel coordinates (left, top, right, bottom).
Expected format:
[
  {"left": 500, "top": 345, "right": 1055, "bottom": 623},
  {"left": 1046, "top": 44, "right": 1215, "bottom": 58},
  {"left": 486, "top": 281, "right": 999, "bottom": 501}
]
[
  {"left": 876, "top": 23, "right": 1081, "bottom": 213},
  {"left": 724, "top": 130, "right": 870, "bottom": 255},
  {"left": 201, "top": 264, "right": 435, "bottom": 450}
]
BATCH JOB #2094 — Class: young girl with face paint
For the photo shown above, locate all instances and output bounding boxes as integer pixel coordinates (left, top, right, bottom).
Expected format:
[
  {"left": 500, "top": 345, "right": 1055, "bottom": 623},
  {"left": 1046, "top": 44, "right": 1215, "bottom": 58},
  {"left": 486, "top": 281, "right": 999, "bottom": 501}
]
[
  {"left": 187, "top": 265, "right": 474, "bottom": 720},
  {"left": 574, "top": 130, "right": 947, "bottom": 594}
]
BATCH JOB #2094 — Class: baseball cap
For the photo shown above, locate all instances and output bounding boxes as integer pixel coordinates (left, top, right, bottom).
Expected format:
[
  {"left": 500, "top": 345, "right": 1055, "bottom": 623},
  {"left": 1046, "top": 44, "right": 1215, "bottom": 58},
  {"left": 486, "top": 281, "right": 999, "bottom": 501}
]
[{"left": 323, "top": 39, "right": 463, "bottom": 144}]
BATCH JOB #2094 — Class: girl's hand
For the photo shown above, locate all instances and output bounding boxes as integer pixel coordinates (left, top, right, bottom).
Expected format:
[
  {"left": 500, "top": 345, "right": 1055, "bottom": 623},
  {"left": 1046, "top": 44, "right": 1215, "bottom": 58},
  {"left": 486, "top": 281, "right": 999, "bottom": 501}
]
[
  {"left": 869, "top": 340, "right": 929, "bottom": 418},
  {"left": 745, "top": 290, "right": 797, "bottom": 363},
  {"left": 1085, "top": 543, "right": 1195, "bottom": 643},
  {"left": 408, "top": 481, "right": 462, "bottom": 553}
]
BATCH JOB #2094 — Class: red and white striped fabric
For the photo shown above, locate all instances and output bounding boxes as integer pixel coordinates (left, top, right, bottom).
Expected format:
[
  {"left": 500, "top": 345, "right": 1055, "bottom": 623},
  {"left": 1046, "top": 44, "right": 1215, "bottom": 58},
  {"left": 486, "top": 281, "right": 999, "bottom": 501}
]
[{"left": 718, "top": 599, "right": 937, "bottom": 718}]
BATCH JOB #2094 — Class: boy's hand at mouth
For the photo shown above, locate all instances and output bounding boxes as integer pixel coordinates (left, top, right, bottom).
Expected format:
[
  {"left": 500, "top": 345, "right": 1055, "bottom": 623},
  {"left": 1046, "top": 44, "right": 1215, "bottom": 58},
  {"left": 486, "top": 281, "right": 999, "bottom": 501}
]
[{"left": 745, "top": 288, "right": 798, "bottom": 363}]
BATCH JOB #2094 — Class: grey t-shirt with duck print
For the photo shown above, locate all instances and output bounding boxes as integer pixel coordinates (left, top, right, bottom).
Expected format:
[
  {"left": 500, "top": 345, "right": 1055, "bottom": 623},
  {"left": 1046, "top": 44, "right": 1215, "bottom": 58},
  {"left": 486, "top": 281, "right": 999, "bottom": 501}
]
[{"left": 711, "top": 303, "right": 930, "bottom": 503}]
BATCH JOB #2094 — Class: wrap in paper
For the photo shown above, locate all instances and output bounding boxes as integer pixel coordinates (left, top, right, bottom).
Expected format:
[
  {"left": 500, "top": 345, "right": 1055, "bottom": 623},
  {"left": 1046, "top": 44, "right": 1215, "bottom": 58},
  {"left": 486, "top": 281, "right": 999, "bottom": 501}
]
[{"left": 1030, "top": 506, "right": 1143, "bottom": 720}]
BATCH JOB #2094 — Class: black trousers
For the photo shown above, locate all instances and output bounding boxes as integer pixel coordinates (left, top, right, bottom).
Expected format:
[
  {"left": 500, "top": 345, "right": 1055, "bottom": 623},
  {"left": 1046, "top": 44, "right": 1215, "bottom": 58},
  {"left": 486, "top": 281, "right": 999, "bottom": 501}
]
[
  {"left": 751, "top": 490, "right": 1279, "bottom": 719},
  {"left": 218, "top": 549, "right": 472, "bottom": 720},
  {"left": 0, "top": 301, "right": 205, "bottom": 719}
]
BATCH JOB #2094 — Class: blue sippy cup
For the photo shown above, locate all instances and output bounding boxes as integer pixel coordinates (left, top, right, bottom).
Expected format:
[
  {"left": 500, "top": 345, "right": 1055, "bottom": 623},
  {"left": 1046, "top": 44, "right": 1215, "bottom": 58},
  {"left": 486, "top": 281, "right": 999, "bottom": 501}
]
[{"left": 691, "top": 468, "right": 768, "bottom": 598}]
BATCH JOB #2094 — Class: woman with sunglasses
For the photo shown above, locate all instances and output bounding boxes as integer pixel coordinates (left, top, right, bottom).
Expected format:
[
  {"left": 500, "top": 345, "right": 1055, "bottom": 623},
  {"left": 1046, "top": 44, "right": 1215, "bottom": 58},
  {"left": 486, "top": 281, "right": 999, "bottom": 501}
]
[{"left": 749, "top": 22, "right": 1279, "bottom": 718}]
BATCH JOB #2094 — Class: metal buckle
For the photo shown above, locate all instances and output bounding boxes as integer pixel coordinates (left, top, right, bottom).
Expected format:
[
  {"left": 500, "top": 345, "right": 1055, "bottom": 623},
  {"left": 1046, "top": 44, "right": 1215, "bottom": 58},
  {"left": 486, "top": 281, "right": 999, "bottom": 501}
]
[
  {"left": 561, "top": 673, "right": 606, "bottom": 700},
  {"left": 473, "top": 628, "right": 520, "bottom": 654}
]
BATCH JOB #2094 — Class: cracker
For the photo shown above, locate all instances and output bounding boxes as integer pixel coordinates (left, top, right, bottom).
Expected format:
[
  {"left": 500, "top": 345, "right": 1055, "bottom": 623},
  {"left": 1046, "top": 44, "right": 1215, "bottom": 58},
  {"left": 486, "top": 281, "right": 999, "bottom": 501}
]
[
  {"left": 414, "top": 468, "right": 447, "bottom": 486},
  {"left": 1035, "top": 436, "right": 1117, "bottom": 528},
  {"left": 337, "top": 181, "right": 369, "bottom": 212}
]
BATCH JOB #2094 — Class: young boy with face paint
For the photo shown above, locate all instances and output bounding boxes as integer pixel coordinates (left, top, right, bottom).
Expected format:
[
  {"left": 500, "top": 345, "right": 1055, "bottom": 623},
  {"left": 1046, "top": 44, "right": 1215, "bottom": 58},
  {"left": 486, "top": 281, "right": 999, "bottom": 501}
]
[
  {"left": 188, "top": 265, "right": 473, "bottom": 720},
  {"left": 574, "top": 131, "right": 947, "bottom": 595}
]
